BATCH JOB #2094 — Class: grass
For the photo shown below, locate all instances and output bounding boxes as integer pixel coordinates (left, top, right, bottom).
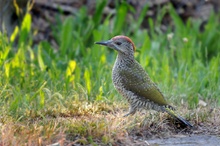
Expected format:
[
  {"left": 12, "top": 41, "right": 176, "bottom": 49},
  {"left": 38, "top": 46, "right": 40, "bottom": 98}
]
[{"left": 0, "top": 1, "right": 220, "bottom": 145}]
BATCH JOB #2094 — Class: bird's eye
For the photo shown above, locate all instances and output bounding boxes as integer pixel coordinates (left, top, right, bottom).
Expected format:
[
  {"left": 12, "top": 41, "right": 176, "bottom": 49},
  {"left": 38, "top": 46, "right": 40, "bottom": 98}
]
[{"left": 115, "top": 42, "right": 122, "bottom": 45}]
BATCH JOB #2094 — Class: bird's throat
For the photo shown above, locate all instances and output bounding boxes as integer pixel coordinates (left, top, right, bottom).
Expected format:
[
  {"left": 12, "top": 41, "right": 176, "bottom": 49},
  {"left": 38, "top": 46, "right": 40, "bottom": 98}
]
[{"left": 115, "top": 54, "right": 135, "bottom": 68}]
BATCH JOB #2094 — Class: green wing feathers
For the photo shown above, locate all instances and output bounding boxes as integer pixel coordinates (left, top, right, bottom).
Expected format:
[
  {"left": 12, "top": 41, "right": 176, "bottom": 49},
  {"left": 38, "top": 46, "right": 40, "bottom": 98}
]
[
  {"left": 165, "top": 107, "right": 193, "bottom": 127},
  {"left": 120, "top": 61, "right": 168, "bottom": 106}
]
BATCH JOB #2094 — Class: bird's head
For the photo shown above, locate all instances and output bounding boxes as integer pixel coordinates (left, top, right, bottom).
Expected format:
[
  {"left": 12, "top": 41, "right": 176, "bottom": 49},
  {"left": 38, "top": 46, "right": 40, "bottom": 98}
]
[{"left": 95, "top": 35, "right": 136, "bottom": 56}]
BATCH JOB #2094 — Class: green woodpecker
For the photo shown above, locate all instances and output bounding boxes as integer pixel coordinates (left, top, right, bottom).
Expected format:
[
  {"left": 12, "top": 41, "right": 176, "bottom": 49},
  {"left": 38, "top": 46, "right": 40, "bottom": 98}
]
[{"left": 95, "top": 35, "right": 193, "bottom": 127}]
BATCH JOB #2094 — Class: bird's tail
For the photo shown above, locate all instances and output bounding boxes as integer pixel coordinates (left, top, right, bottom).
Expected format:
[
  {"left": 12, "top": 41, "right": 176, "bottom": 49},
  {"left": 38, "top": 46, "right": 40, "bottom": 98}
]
[{"left": 164, "top": 107, "right": 193, "bottom": 128}]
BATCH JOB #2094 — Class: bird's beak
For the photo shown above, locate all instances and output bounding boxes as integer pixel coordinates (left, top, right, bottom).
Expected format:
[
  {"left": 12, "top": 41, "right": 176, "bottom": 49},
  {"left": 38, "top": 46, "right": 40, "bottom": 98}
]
[{"left": 95, "top": 40, "right": 112, "bottom": 47}]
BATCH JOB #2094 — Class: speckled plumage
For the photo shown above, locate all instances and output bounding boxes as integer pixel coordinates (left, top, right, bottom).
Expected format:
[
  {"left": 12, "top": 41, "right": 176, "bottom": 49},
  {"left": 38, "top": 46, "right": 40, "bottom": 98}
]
[
  {"left": 112, "top": 55, "right": 170, "bottom": 115},
  {"left": 111, "top": 36, "right": 172, "bottom": 116},
  {"left": 95, "top": 35, "right": 193, "bottom": 127}
]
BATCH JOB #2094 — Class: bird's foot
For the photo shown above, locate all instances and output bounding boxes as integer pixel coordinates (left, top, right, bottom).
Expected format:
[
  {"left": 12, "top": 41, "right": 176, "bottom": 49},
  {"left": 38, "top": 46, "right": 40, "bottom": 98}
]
[
  {"left": 123, "top": 108, "right": 136, "bottom": 117},
  {"left": 123, "top": 113, "right": 131, "bottom": 117}
]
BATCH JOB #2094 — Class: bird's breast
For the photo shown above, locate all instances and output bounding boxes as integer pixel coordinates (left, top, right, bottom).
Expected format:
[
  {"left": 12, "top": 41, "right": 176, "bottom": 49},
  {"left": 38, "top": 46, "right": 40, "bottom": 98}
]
[
  {"left": 112, "top": 64, "right": 122, "bottom": 87},
  {"left": 112, "top": 63, "right": 133, "bottom": 87}
]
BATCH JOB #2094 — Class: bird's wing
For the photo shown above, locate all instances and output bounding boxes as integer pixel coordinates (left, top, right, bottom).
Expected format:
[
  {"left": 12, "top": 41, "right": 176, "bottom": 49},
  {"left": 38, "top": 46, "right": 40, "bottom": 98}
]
[{"left": 120, "top": 61, "right": 168, "bottom": 106}]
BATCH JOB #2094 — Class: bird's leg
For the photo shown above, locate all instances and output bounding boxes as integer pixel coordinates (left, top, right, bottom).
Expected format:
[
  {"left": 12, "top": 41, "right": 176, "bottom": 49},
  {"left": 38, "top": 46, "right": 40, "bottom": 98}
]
[{"left": 123, "top": 106, "right": 136, "bottom": 117}]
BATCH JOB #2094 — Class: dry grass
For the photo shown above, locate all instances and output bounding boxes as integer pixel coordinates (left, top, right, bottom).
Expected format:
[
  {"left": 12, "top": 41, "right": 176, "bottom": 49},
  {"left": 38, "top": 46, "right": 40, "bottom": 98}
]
[{"left": 0, "top": 101, "right": 219, "bottom": 145}]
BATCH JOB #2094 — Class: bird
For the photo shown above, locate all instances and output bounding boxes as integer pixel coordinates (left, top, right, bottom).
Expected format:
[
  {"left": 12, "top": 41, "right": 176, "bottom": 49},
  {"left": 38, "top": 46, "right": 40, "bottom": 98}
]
[{"left": 95, "top": 35, "right": 193, "bottom": 128}]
